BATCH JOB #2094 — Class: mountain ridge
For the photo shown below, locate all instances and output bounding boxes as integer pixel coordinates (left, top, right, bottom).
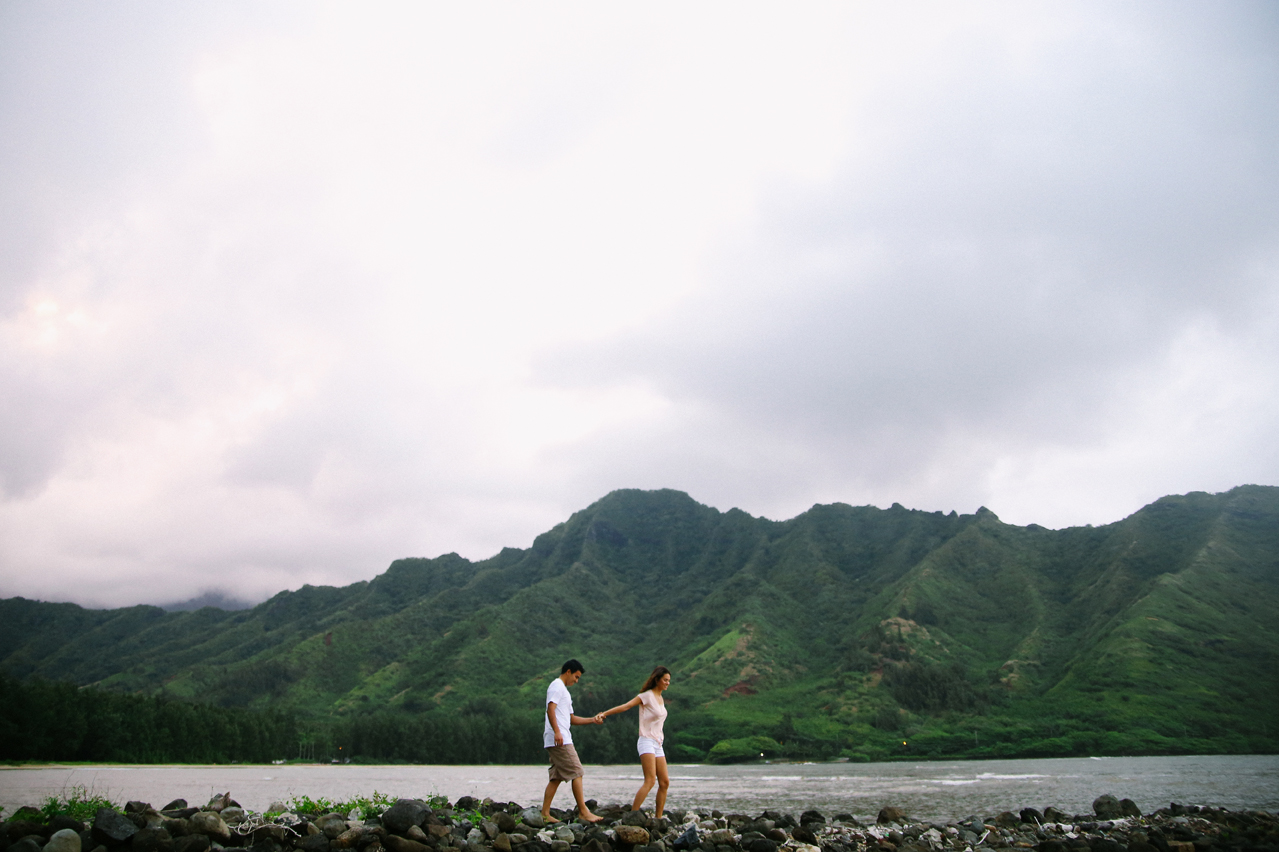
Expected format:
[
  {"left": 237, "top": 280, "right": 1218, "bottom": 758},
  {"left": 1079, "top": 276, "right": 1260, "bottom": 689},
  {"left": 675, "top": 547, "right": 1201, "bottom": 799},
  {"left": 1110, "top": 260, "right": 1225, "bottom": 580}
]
[{"left": 1, "top": 484, "right": 1276, "bottom": 762}]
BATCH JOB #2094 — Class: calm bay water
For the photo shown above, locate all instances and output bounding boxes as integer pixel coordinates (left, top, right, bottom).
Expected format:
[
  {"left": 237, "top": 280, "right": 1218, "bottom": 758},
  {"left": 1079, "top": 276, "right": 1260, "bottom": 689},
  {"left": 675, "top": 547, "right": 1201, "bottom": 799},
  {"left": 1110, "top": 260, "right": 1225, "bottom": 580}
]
[{"left": 2, "top": 756, "right": 1276, "bottom": 824}]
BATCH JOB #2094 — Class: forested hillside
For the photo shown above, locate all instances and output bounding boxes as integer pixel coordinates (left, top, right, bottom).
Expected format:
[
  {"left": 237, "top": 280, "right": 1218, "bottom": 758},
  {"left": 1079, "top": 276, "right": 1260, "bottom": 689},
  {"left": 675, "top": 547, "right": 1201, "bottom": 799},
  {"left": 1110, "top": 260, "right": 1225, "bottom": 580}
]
[{"left": 2, "top": 485, "right": 1276, "bottom": 763}]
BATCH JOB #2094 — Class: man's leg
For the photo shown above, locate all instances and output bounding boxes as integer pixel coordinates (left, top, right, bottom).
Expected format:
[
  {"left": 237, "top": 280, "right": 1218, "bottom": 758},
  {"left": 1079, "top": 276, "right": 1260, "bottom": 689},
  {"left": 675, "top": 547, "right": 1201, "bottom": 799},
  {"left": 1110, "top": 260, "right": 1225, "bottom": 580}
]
[
  {"left": 542, "top": 779, "right": 562, "bottom": 821},
  {"left": 570, "top": 776, "right": 600, "bottom": 822}
]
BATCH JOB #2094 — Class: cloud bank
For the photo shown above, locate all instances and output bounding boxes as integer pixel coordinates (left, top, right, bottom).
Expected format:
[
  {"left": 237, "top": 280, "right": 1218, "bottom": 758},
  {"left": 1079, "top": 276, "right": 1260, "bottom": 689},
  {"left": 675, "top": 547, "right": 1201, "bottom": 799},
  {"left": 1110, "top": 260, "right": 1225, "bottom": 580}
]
[{"left": 1, "top": 2, "right": 1277, "bottom": 607}]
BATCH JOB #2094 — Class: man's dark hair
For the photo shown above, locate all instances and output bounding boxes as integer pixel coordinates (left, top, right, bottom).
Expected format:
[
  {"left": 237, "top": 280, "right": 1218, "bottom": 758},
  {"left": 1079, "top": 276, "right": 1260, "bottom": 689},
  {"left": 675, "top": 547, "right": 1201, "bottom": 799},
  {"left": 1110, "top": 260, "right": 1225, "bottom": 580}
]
[{"left": 561, "top": 659, "right": 584, "bottom": 674}]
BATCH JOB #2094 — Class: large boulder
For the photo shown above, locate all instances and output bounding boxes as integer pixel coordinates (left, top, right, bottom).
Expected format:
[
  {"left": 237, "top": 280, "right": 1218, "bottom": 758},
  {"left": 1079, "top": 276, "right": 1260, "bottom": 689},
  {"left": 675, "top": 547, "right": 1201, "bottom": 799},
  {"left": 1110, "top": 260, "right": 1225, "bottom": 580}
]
[
  {"left": 1092, "top": 796, "right": 1122, "bottom": 820},
  {"left": 613, "top": 826, "right": 649, "bottom": 846},
  {"left": 385, "top": 837, "right": 429, "bottom": 852},
  {"left": 94, "top": 808, "right": 140, "bottom": 846},
  {"left": 46, "top": 829, "right": 83, "bottom": 852},
  {"left": 383, "top": 801, "right": 430, "bottom": 836},
  {"left": 51, "top": 817, "right": 86, "bottom": 836},
  {"left": 175, "top": 835, "right": 210, "bottom": 852},
  {"left": 314, "top": 815, "right": 349, "bottom": 840},
  {"left": 877, "top": 808, "right": 908, "bottom": 826},
  {"left": 187, "top": 812, "right": 231, "bottom": 844},
  {"left": 131, "top": 827, "right": 174, "bottom": 852},
  {"left": 296, "top": 837, "right": 331, "bottom": 852},
  {"left": 8, "top": 821, "right": 50, "bottom": 842}
]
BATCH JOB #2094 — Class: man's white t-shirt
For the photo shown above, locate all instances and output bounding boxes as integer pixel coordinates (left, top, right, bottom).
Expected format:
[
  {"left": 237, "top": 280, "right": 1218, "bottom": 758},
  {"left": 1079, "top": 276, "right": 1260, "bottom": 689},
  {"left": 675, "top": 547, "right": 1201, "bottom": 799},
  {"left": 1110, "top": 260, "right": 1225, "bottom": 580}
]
[{"left": 543, "top": 676, "right": 573, "bottom": 748}]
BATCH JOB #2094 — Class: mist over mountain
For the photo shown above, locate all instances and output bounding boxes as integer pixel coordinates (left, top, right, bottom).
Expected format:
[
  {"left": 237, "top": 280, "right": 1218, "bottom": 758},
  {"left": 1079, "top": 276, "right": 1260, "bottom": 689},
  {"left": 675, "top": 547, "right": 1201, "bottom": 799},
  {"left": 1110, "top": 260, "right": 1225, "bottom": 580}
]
[{"left": 1, "top": 485, "right": 1276, "bottom": 763}]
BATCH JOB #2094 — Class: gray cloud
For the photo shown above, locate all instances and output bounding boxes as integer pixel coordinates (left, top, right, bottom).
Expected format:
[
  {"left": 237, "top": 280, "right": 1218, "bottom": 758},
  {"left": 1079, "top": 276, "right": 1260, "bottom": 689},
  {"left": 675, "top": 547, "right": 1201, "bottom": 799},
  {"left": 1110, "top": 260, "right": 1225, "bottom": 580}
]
[{"left": 1, "top": 3, "right": 1277, "bottom": 607}]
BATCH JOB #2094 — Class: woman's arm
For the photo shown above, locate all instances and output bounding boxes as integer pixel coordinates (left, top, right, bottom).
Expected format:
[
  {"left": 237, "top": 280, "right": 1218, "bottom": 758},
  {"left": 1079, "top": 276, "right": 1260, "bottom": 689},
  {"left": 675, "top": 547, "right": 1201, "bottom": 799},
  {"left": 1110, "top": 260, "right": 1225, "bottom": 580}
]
[{"left": 600, "top": 694, "right": 642, "bottom": 718}]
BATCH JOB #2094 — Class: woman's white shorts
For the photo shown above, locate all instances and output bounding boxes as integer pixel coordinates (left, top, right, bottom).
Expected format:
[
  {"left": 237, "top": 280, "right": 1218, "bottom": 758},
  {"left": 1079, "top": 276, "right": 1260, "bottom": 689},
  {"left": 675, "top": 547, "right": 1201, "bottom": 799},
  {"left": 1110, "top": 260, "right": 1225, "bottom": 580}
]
[{"left": 637, "top": 736, "right": 665, "bottom": 758}]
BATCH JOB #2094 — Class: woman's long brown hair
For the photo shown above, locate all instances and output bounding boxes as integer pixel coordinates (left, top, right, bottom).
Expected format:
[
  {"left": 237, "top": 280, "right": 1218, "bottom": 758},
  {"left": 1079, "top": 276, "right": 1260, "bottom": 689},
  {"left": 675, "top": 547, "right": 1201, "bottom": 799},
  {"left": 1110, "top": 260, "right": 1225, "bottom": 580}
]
[{"left": 641, "top": 666, "right": 671, "bottom": 692}]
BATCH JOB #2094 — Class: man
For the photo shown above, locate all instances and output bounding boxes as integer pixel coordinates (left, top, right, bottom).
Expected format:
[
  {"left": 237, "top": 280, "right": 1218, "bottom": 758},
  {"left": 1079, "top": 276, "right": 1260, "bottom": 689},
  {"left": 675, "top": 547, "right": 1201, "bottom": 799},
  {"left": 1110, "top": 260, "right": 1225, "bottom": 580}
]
[{"left": 542, "top": 659, "right": 604, "bottom": 823}]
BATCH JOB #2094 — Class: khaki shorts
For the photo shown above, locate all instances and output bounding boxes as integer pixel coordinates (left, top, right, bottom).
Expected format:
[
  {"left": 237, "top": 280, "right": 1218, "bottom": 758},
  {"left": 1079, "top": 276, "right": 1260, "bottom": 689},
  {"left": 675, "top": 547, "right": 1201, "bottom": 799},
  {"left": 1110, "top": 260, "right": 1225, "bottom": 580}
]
[{"left": 546, "top": 743, "right": 584, "bottom": 782}]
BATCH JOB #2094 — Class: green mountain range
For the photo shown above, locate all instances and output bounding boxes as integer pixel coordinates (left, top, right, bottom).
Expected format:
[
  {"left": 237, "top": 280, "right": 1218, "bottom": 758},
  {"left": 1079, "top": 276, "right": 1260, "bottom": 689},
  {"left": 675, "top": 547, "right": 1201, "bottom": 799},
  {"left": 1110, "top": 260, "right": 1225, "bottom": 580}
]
[{"left": 2, "top": 485, "right": 1277, "bottom": 763}]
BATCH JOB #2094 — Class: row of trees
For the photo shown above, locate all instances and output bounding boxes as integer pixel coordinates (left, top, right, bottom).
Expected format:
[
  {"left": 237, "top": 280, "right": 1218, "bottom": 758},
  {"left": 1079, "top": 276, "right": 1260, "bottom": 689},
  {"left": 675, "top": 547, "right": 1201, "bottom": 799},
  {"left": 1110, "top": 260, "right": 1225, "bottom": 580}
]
[{"left": 0, "top": 672, "right": 297, "bottom": 762}]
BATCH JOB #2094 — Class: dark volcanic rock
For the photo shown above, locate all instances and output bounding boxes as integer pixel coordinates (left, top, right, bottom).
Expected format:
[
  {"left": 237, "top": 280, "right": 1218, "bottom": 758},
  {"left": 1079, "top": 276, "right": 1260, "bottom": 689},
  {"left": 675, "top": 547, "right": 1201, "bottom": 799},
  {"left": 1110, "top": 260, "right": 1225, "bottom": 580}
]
[
  {"left": 1120, "top": 800, "right": 1142, "bottom": 818},
  {"left": 175, "top": 835, "right": 211, "bottom": 852},
  {"left": 1044, "top": 809, "right": 1069, "bottom": 824},
  {"left": 1093, "top": 797, "right": 1122, "bottom": 820},
  {"left": 51, "top": 817, "right": 86, "bottom": 836},
  {"left": 94, "top": 809, "right": 140, "bottom": 846},
  {"left": 1021, "top": 810, "right": 1044, "bottom": 825},
  {"left": 878, "top": 808, "right": 908, "bottom": 826},
  {"left": 132, "top": 828, "right": 174, "bottom": 852},
  {"left": 9, "top": 821, "right": 51, "bottom": 841},
  {"left": 384, "top": 802, "right": 431, "bottom": 836}
]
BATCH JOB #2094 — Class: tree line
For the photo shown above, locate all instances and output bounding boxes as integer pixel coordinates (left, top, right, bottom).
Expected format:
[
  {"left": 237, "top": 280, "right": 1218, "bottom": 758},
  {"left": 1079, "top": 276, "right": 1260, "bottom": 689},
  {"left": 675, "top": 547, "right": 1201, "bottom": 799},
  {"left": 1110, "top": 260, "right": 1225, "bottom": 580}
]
[{"left": 0, "top": 672, "right": 297, "bottom": 763}]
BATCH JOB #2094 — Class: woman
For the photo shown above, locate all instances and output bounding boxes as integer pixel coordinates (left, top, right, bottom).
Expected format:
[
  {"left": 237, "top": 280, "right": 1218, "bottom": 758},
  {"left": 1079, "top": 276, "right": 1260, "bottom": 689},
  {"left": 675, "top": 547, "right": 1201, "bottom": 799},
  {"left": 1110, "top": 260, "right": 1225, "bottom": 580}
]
[{"left": 601, "top": 666, "right": 672, "bottom": 817}]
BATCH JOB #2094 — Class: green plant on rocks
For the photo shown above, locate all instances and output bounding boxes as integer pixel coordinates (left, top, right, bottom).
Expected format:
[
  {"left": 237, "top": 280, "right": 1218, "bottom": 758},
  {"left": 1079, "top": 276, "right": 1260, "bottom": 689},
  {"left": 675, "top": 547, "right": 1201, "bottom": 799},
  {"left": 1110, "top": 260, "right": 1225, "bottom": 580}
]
[{"left": 38, "top": 786, "right": 120, "bottom": 823}]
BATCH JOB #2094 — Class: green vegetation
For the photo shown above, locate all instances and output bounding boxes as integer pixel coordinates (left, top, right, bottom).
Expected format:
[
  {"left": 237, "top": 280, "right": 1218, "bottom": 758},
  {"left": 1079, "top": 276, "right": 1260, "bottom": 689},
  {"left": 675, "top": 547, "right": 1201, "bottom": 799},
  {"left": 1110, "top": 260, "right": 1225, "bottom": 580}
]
[
  {"left": 288, "top": 791, "right": 398, "bottom": 818},
  {"left": 1, "top": 787, "right": 121, "bottom": 823},
  {"left": 1, "top": 485, "right": 1276, "bottom": 764},
  {"left": 0, "top": 671, "right": 296, "bottom": 762}
]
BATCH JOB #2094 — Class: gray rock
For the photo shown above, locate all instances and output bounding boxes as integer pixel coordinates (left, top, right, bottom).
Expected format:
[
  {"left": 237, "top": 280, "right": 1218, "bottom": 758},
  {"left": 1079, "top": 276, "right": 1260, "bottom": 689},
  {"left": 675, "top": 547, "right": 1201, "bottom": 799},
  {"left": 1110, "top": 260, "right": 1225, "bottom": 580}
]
[
  {"left": 614, "top": 826, "right": 650, "bottom": 846},
  {"left": 132, "top": 828, "right": 174, "bottom": 852},
  {"left": 517, "top": 811, "right": 544, "bottom": 831},
  {"left": 46, "top": 829, "right": 82, "bottom": 852},
  {"left": 218, "top": 810, "right": 246, "bottom": 828},
  {"left": 94, "top": 808, "right": 140, "bottom": 845},
  {"left": 1042, "top": 808, "right": 1068, "bottom": 823},
  {"left": 126, "top": 803, "right": 152, "bottom": 815},
  {"left": 745, "top": 840, "right": 776, "bottom": 852},
  {"left": 1119, "top": 800, "right": 1141, "bottom": 818},
  {"left": 162, "top": 803, "right": 188, "bottom": 814},
  {"left": 550, "top": 843, "right": 571, "bottom": 852},
  {"left": 404, "top": 827, "right": 429, "bottom": 844},
  {"left": 9, "top": 837, "right": 44, "bottom": 852},
  {"left": 708, "top": 830, "right": 735, "bottom": 846},
  {"left": 295, "top": 837, "right": 330, "bottom": 852},
  {"left": 161, "top": 819, "right": 190, "bottom": 838},
  {"left": 491, "top": 835, "right": 511, "bottom": 852},
  {"left": 383, "top": 802, "right": 430, "bottom": 836},
  {"left": 621, "top": 814, "right": 649, "bottom": 828},
  {"left": 174, "top": 836, "right": 210, "bottom": 852},
  {"left": 187, "top": 813, "right": 231, "bottom": 844},
  {"left": 315, "top": 816, "right": 349, "bottom": 840},
  {"left": 877, "top": 808, "right": 908, "bottom": 826},
  {"left": 492, "top": 815, "right": 516, "bottom": 835},
  {"left": 384, "top": 837, "right": 429, "bottom": 852},
  {"left": 1092, "top": 797, "right": 1122, "bottom": 820},
  {"left": 50, "top": 818, "right": 85, "bottom": 836},
  {"left": 204, "top": 796, "right": 233, "bottom": 815}
]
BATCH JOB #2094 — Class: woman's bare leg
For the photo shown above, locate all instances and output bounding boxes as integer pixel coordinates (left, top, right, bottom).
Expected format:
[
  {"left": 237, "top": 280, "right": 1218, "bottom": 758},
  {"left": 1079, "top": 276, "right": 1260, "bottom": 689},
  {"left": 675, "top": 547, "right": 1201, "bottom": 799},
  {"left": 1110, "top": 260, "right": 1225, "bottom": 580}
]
[
  {"left": 632, "top": 753, "right": 657, "bottom": 811},
  {"left": 654, "top": 756, "right": 669, "bottom": 818}
]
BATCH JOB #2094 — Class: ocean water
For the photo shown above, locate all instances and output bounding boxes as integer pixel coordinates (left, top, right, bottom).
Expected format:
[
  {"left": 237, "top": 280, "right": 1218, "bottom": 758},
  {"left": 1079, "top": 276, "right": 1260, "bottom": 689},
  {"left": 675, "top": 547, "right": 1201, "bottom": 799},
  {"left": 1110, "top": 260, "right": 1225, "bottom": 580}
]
[{"left": 2, "top": 755, "right": 1276, "bottom": 824}]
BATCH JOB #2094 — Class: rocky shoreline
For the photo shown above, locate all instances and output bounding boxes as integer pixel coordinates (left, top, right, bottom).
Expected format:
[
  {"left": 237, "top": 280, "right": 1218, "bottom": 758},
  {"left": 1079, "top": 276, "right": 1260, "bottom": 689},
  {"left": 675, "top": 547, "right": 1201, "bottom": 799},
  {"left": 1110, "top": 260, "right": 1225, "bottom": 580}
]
[{"left": 5, "top": 793, "right": 1277, "bottom": 852}]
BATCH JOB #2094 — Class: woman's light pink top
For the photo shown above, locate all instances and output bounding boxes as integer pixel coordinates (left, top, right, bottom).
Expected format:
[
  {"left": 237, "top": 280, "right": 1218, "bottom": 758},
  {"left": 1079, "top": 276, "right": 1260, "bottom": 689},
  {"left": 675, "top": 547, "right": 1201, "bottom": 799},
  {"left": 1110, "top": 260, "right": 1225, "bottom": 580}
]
[{"left": 637, "top": 689, "right": 667, "bottom": 743}]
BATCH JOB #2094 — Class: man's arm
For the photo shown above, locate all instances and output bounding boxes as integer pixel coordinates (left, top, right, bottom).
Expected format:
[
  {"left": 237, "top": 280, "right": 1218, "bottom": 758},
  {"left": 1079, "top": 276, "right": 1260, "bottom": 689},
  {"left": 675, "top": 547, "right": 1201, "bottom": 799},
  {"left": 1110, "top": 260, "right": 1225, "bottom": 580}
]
[
  {"left": 569, "top": 713, "right": 603, "bottom": 726},
  {"left": 547, "top": 700, "right": 564, "bottom": 745}
]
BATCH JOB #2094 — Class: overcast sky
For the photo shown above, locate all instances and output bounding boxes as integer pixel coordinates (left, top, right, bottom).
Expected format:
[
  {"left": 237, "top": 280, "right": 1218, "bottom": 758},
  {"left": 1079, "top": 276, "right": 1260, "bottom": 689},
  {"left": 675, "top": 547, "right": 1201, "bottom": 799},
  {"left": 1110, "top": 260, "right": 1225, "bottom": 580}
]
[{"left": 2, "top": 2, "right": 1277, "bottom": 609}]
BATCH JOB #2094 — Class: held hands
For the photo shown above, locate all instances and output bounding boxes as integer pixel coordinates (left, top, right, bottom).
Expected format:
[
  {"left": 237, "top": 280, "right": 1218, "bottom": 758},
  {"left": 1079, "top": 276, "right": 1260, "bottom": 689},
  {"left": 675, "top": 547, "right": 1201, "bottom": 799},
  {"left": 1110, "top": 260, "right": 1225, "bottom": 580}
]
[{"left": 593, "top": 713, "right": 605, "bottom": 725}]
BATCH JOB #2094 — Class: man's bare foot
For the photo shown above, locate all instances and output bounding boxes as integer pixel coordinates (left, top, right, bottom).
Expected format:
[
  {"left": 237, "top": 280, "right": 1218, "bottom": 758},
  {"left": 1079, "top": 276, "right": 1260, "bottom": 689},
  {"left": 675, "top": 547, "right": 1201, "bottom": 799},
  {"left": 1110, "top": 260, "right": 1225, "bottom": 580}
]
[{"left": 541, "top": 813, "right": 561, "bottom": 824}]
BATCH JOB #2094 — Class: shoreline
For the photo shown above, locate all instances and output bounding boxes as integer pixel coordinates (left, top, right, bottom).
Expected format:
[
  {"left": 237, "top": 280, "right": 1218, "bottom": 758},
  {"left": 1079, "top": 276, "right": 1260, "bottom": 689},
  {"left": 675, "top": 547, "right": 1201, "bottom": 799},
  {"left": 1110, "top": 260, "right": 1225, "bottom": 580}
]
[{"left": 3, "top": 791, "right": 1277, "bottom": 852}]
